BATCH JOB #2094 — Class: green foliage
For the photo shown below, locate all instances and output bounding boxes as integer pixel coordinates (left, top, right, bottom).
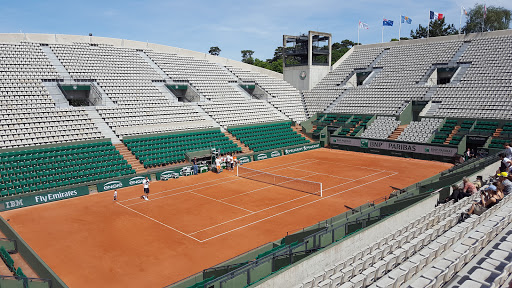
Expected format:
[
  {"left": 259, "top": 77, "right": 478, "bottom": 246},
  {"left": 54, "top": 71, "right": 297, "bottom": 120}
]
[
  {"left": 410, "top": 18, "right": 458, "bottom": 39},
  {"left": 246, "top": 39, "right": 355, "bottom": 73},
  {"left": 390, "top": 37, "right": 410, "bottom": 42},
  {"left": 208, "top": 46, "right": 221, "bottom": 56},
  {"left": 463, "top": 4, "right": 511, "bottom": 33},
  {"left": 241, "top": 50, "right": 255, "bottom": 64}
]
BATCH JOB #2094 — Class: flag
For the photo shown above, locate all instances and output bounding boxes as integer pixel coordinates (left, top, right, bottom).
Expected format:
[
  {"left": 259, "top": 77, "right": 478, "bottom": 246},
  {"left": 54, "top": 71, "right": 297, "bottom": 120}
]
[
  {"left": 383, "top": 19, "right": 394, "bottom": 26},
  {"left": 401, "top": 15, "right": 412, "bottom": 24},
  {"left": 484, "top": 4, "right": 487, "bottom": 19},
  {"left": 430, "top": 11, "right": 444, "bottom": 20},
  {"left": 359, "top": 21, "right": 369, "bottom": 29},
  {"left": 462, "top": 6, "right": 468, "bottom": 16}
]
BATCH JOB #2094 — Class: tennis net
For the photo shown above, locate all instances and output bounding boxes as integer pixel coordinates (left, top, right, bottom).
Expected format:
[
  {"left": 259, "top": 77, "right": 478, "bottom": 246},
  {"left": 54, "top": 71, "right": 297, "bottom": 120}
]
[{"left": 236, "top": 166, "right": 322, "bottom": 196}]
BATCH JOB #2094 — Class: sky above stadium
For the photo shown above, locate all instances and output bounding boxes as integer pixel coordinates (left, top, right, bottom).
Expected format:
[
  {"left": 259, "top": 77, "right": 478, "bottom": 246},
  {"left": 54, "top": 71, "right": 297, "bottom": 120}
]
[{"left": 1, "top": 0, "right": 511, "bottom": 62}]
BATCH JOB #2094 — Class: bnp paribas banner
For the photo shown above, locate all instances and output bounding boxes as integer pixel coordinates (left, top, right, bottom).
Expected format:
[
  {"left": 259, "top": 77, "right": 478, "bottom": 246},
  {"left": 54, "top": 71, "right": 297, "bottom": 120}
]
[
  {"left": 156, "top": 164, "right": 210, "bottom": 181},
  {"left": 97, "top": 174, "right": 152, "bottom": 192},
  {"left": 237, "top": 155, "right": 252, "bottom": 164},
  {"left": 0, "top": 186, "right": 89, "bottom": 211},
  {"left": 253, "top": 150, "right": 282, "bottom": 161},
  {"left": 283, "top": 143, "right": 321, "bottom": 155},
  {"left": 330, "top": 136, "right": 457, "bottom": 157}
]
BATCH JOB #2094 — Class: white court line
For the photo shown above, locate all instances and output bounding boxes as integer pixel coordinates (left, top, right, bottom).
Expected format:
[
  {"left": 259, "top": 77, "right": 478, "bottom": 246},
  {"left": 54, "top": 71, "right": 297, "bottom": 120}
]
[
  {"left": 286, "top": 167, "right": 355, "bottom": 180},
  {"left": 189, "top": 169, "right": 388, "bottom": 235},
  {"left": 198, "top": 171, "right": 399, "bottom": 242},
  {"left": 190, "top": 192, "right": 254, "bottom": 213},
  {"left": 116, "top": 202, "right": 202, "bottom": 242},
  {"left": 118, "top": 158, "right": 317, "bottom": 203},
  {"left": 124, "top": 160, "right": 317, "bottom": 207}
]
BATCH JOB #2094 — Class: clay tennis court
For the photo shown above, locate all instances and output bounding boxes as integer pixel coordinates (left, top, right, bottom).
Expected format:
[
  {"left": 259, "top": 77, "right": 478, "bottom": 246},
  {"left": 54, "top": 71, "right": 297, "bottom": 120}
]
[{"left": 0, "top": 148, "right": 451, "bottom": 288}]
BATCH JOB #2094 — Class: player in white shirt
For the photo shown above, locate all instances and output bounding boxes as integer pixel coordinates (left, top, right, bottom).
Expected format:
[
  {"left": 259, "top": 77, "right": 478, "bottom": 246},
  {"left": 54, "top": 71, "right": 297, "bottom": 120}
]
[
  {"left": 215, "top": 157, "right": 221, "bottom": 173},
  {"left": 113, "top": 190, "right": 117, "bottom": 201},
  {"left": 226, "top": 154, "right": 233, "bottom": 171},
  {"left": 142, "top": 177, "right": 150, "bottom": 199}
]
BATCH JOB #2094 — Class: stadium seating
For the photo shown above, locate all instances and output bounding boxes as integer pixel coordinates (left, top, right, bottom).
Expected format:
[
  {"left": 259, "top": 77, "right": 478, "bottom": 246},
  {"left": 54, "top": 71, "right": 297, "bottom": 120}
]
[
  {"left": 360, "top": 116, "right": 400, "bottom": 140},
  {"left": 397, "top": 118, "right": 443, "bottom": 143},
  {"left": 124, "top": 129, "right": 241, "bottom": 168},
  {"left": 225, "top": 65, "right": 307, "bottom": 123},
  {"left": 228, "top": 122, "right": 309, "bottom": 152},
  {"left": 0, "top": 141, "right": 134, "bottom": 196}
]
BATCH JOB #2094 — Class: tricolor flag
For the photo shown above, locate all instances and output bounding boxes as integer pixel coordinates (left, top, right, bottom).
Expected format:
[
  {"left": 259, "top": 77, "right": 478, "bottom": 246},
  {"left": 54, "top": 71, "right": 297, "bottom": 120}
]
[
  {"left": 484, "top": 4, "right": 487, "bottom": 19},
  {"left": 430, "top": 11, "right": 444, "bottom": 20},
  {"left": 462, "top": 6, "right": 468, "bottom": 16},
  {"left": 401, "top": 15, "right": 412, "bottom": 24},
  {"left": 383, "top": 19, "right": 394, "bottom": 26},
  {"left": 359, "top": 21, "right": 369, "bottom": 29}
]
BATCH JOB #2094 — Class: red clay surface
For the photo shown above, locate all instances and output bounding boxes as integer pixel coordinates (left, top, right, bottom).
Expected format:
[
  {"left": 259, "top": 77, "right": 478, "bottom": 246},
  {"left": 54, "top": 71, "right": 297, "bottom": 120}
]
[{"left": 0, "top": 149, "right": 452, "bottom": 288}]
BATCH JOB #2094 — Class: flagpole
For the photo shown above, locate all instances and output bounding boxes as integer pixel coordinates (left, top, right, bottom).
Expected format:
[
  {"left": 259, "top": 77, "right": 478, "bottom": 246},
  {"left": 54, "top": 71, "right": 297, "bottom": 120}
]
[
  {"left": 459, "top": 6, "right": 462, "bottom": 34},
  {"left": 427, "top": 10, "right": 430, "bottom": 39},
  {"left": 399, "top": 15, "right": 402, "bottom": 41},
  {"left": 358, "top": 20, "right": 360, "bottom": 45}
]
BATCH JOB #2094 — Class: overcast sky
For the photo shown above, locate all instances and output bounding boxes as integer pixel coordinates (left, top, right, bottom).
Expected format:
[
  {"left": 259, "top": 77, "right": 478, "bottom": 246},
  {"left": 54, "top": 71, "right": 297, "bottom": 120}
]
[{"left": 1, "top": 0, "right": 511, "bottom": 61}]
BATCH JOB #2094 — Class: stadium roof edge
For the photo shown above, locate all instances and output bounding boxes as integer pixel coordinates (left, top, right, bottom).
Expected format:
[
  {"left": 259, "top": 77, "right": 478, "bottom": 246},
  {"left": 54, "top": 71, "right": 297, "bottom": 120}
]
[
  {"left": 0, "top": 33, "right": 283, "bottom": 80},
  {"left": 354, "top": 29, "right": 512, "bottom": 50}
]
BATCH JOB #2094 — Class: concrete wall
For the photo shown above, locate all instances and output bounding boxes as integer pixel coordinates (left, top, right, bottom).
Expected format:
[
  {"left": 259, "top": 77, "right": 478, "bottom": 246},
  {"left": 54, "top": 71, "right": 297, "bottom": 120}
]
[
  {"left": 255, "top": 193, "right": 440, "bottom": 288},
  {"left": 284, "top": 65, "right": 330, "bottom": 91},
  {"left": 0, "top": 33, "right": 283, "bottom": 80}
]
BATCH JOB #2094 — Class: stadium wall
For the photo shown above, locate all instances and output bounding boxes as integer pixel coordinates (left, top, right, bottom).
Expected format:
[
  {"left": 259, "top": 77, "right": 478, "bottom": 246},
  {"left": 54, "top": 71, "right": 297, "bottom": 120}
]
[
  {"left": 255, "top": 193, "right": 439, "bottom": 288},
  {"left": 0, "top": 217, "right": 67, "bottom": 288},
  {"left": 0, "top": 33, "right": 283, "bottom": 80}
]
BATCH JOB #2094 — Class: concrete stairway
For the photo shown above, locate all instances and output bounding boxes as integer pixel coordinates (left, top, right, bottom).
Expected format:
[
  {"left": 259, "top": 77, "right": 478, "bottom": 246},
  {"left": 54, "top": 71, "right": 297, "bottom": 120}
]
[
  {"left": 42, "top": 82, "right": 69, "bottom": 108},
  {"left": 223, "top": 131, "right": 252, "bottom": 154},
  {"left": 388, "top": 124, "right": 408, "bottom": 140},
  {"left": 40, "top": 46, "right": 73, "bottom": 82},
  {"left": 448, "top": 41, "right": 471, "bottom": 65},
  {"left": 83, "top": 107, "right": 121, "bottom": 144},
  {"left": 292, "top": 124, "right": 314, "bottom": 142},
  {"left": 190, "top": 104, "right": 221, "bottom": 129},
  {"left": 153, "top": 82, "right": 179, "bottom": 103},
  {"left": 137, "top": 51, "right": 171, "bottom": 81},
  {"left": 229, "top": 83, "right": 252, "bottom": 100},
  {"left": 493, "top": 128, "right": 503, "bottom": 138},
  {"left": 114, "top": 144, "right": 147, "bottom": 174},
  {"left": 324, "top": 89, "right": 349, "bottom": 113},
  {"left": 444, "top": 126, "right": 461, "bottom": 144}
]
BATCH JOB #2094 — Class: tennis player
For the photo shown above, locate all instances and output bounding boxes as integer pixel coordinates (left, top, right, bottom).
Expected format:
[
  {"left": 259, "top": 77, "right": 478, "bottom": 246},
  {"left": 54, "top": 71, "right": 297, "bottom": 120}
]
[
  {"left": 226, "top": 154, "right": 233, "bottom": 171},
  {"left": 215, "top": 157, "right": 221, "bottom": 173},
  {"left": 113, "top": 190, "right": 117, "bottom": 201},
  {"left": 142, "top": 177, "right": 150, "bottom": 199}
]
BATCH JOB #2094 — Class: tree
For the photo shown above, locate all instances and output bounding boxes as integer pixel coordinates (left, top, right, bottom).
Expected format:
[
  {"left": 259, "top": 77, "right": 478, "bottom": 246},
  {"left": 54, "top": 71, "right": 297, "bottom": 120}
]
[
  {"left": 390, "top": 37, "right": 410, "bottom": 42},
  {"left": 462, "top": 4, "right": 511, "bottom": 33},
  {"left": 208, "top": 46, "right": 221, "bottom": 56},
  {"left": 410, "top": 18, "right": 458, "bottom": 39},
  {"left": 241, "top": 50, "right": 254, "bottom": 64}
]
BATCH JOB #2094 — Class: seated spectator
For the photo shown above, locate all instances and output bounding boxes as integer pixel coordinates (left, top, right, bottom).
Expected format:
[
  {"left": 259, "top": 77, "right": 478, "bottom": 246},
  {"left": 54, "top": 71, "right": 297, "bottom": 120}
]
[
  {"left": 465, "top": 184, "right": 503, "bottom": 216},
  {"left": 473, "top": 176, "right": 484, "bottom": 190},
  {"left": 462, "top": 177, "right": 478, "bottom": 195},
  {"left": 497, "top": 172, "right": 512, "bottom": 196},
  {"left": 504, "top": 142, "right": 512, "bottom": 159},
  {"left": 443, "top": 184, "right": 471, "bottom": 203},
  {"left": 497, "top": 153, "right": 512, "bottom": 174}
]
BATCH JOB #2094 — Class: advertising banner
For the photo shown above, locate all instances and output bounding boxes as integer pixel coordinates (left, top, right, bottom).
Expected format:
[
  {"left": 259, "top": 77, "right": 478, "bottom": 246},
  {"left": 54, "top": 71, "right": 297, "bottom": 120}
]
[
  {"left": 253, "top": 150, "right": 282, "bottom": 161},
  {"left": 330, "top": 136, "right": 457, "bottom": 157},
  {"left": 0, "top": 186, "right": 89, "bottom": 211},
  {"left": 97, "top": 174, "right": 152, "bottom": 192},
  {"left": 156, "top": 164, "right": 209, "bottom": 180},
  {"left": 283, "top": 143, "right": 321, "bottom": 155}
]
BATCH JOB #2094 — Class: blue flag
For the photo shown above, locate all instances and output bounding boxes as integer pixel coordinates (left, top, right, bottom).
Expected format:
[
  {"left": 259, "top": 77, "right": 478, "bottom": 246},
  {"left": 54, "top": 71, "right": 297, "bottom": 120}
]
[
  {"left": 401, "top": 15, "right": 412, "bottom": 24},
  {"left": 383, "top": 19, "right": 394, "bottom": 26}
]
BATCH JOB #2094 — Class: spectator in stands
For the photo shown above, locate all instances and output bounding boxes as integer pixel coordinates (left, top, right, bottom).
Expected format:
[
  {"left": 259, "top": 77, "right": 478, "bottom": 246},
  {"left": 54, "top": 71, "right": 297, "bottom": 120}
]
[
  {"left": 473, "top": 176, "right": 484, "bottom": 190},
  {"left": 465, "top": 184, "right": 503, "bottom": 216},
  {"left": 504, "top": 143, "right": 512, "bottom": 159},
  {"left": 462, "top": 177, "right": 478, "bottom": 195},
  {"left": 464, "top": 148, "right": 473, "bottom": 161},
  {"left": 498, "top": 153, "right": 512, "bottom": 173},
  {"left": 443, "top": 184, "right": 470, "bottom": 203},
  {"left": 498, "top": 172, "right": 512, "bottom": 196},
  {"left": 192, "top": 157, "right": 198, "bottom": 175}
]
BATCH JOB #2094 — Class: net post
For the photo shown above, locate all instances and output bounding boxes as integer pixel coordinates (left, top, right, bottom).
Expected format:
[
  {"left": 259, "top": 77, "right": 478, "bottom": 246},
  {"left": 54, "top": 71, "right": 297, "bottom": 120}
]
[
  {"left": 236, "top": 165, "right": 238, "bottom": 177},
  {"left": 320, "top": 183, "right": 323, "bottom": 197}
]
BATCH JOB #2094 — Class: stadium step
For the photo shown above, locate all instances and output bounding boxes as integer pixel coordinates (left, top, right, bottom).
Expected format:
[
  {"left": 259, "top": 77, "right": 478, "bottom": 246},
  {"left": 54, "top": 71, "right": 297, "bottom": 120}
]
[
  {"left": 388, "top": 125, "right": 408, "bottom": 140},
  {"left": 292, "top": 124, "right": 314, "bottom": 142},
  {"left": 444, "top": 126, "right": 461, "bottom": 144},
  {"left": 222, "top": 132, "right": 252, "bottom": 154},
  {"left": 83, "top": 107, "right": 121, "bottom": 144},
  {"left": 493, "top": 128, "right": 503, "bottom": 138},
  {"left": 115, "top": 144, "right": 147, "bottom": 174}
]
